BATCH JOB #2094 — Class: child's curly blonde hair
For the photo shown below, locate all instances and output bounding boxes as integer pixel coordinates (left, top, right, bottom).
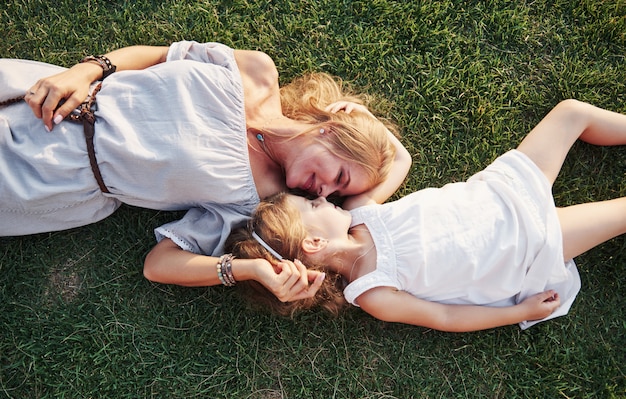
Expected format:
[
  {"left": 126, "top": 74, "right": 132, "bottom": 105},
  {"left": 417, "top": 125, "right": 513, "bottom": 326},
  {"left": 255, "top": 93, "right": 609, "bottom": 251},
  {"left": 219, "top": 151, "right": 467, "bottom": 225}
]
[{"left": 226, "top": 192, "right": 346, "bottom": 317}]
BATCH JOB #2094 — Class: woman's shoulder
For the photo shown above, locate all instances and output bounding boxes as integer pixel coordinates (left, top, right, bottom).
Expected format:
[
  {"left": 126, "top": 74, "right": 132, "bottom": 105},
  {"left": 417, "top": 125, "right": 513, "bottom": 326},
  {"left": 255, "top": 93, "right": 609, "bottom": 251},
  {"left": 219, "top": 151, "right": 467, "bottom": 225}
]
[
  {"left": 233, "top": 49, "right": 278, "bottom": 90},
  {"left": 234, "top": 50, "right": 281, "bottom": 118}
]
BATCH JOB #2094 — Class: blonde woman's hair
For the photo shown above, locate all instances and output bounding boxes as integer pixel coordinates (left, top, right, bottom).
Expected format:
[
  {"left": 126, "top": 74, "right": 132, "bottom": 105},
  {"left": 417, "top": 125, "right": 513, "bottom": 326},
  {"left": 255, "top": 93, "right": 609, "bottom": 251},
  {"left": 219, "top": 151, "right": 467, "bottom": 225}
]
[
  {"left": 275, "top": 72, "right": 399, "bottom": 191},
  {"left": 226, "top": 192, "right": 346, "bottom": 317}
]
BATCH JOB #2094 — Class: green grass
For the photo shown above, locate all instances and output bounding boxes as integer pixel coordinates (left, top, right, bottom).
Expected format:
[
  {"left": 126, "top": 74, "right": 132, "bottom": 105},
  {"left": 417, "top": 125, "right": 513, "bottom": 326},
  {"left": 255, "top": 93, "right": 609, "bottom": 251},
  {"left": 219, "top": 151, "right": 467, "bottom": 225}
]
[{"left": 1, "top": 0, "right": 625, "bottom": 397}]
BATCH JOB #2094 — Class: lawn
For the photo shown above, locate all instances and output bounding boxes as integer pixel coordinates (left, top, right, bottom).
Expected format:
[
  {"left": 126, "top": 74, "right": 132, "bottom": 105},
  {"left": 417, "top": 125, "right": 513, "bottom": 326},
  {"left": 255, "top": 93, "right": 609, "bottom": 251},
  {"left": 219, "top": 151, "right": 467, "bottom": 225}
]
[{"left": 1, "top": 0, "right": 625, "bottom": 397}]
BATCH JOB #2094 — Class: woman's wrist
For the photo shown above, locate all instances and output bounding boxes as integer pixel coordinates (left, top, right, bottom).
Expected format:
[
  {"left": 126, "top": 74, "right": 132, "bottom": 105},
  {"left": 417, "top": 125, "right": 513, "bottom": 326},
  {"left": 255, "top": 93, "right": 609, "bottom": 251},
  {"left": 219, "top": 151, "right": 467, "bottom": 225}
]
[
  {"left": 71, "top": 62, "right": 106, "bottom": 84},
  {"left": 80, "top": 55, "right": 117, "bottom": 80},
  {"left": 229, "top": 258, "right": 264, "bottom": 283}
]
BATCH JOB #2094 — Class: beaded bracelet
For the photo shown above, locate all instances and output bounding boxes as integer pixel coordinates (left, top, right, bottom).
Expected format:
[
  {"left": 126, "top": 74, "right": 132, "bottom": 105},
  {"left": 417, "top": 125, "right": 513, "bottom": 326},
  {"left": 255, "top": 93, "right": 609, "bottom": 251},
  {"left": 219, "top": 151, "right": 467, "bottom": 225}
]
[
  {"left": 216, "top": 254, "right": 236, "bottom": 286},
  {"left": 216, "top": 255, "right": 227, "bottom": 286},
  {"left": 80, "top": 55, "right": 117, "bottom": 80}
]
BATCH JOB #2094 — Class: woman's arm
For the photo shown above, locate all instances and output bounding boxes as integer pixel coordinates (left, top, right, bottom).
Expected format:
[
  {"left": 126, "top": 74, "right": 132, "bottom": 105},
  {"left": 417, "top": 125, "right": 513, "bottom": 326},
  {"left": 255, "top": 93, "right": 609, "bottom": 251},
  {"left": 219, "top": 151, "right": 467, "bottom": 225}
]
[
  {"left": 27, "top": 45, "right": 169, "bottom": 131},
  {"left": 144, "top": 238, "right": 325, "bottom": 301},
  {"left": 357, "top": 287, "right": 560, "bottom": 332},
  {"left": 343, "top": 129, "right": 412, "bottom": 209},
  {"left": 325, "top": 101, "right": 412, "bottom": 209}
]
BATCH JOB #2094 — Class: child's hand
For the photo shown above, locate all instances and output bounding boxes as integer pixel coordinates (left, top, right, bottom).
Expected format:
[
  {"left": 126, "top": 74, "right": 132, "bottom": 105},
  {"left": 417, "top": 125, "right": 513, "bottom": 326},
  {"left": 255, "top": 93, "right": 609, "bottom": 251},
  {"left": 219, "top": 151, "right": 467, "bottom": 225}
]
[
  {"left": 325, "top": 101, "right": 376, "bottom": 119},
  {"left": 255, "top": 258, "right": 325, "bottom": 302},
  {"left": 520, "top": 290, "right": 560, "bottom": 321}
]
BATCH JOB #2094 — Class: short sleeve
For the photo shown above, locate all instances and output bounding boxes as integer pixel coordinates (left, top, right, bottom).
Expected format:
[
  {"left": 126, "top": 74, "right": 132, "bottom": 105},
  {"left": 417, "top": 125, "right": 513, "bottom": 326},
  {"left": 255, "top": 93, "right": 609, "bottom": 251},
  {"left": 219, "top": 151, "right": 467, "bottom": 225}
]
[
  {"left": 343, "top": 271, "right": 399, "bottom": 307},
  {"left": 154, "top": 205, "right": 250, "bottom": 256},
  {"left": 166, "top": 41, "right": 236, "bottom": 70}
]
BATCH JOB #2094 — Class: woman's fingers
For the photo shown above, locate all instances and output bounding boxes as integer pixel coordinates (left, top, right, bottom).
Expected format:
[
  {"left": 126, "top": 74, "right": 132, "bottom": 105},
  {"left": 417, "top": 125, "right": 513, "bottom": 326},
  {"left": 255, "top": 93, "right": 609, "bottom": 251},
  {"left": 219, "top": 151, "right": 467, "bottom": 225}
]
[
  {"left": 324, "top": 102, "right": 343, "bottom": 113},
  {"left": 293, "top": 259, "right": 309, "bottom": 288},
  {"left": 272, "top": 259, "right": 325, "bottom": 302},
  {"left": 25, "top": 83, "right": 72, "bottom": 131},
  {"left": 24, "top": 85, "right": 45, "bottom": 119},
  {"left": 287, "top": 271, "right": 326, "bottom": 301},
  {"left": 325, "top": 101, "right": 355, "bottom": 114},
  {"left": 25, "top": 68, "right": 93, "bottom": 131},
  {"left": 325, "top": 101, "right": 375, "bottom": 118},
  {"left": 274, "top": 260, "right": 306, "bottom": 301},
  {"left": 40, "top": 88, "right": 65, "bottom": 131}
]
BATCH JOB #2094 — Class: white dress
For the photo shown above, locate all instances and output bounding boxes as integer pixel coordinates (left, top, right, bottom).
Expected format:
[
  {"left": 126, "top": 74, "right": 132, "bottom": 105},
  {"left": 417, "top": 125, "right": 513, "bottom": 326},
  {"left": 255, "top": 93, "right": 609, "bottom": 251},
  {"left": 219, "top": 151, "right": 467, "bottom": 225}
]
[
  {"left": 343, "top": 150, "right": 581, "bottom": 329},
  {"left": 0, "top": 41, "right": 260, "bottom": 251}
]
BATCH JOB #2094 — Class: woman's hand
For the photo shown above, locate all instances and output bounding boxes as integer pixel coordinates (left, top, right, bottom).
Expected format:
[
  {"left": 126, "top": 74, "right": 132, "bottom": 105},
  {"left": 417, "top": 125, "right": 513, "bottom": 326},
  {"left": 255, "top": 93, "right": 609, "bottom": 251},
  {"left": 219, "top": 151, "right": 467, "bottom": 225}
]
[
  {"left": 325, "top": 101, "right": 376, "bottom": 119},
  {"left": 24, "top": 45, "right": 169, "bottom": 132},
  {"left": 327, "top": 101, "right": 412, "bottom": 210},
  {"left": 254, "top": 258, "right": 326, "bottom": 302},
  {"left": 519, "top": 290, "right": 560, "bottom": 321},
  {"left": 24, "top": 63, "right": 102, "bottom": 132}
]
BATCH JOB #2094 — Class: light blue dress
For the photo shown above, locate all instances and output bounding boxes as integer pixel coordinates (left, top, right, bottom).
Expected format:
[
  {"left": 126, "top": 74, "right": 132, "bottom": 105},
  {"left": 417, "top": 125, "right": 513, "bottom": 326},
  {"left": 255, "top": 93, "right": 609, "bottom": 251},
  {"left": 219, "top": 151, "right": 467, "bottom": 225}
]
[
  {"left": 0, "top": 41, "right": 259, "bottom": 253},
  {"left": 343, "top": 150, "right": 581, "bottom": 329}
]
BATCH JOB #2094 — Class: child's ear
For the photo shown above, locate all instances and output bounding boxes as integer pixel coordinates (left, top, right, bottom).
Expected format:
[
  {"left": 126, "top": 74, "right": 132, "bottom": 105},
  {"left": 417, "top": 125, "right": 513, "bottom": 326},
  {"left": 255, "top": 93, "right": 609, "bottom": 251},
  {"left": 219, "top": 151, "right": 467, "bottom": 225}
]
[{"left": 302, "top": 236, "right": 329, "bottom": 255}]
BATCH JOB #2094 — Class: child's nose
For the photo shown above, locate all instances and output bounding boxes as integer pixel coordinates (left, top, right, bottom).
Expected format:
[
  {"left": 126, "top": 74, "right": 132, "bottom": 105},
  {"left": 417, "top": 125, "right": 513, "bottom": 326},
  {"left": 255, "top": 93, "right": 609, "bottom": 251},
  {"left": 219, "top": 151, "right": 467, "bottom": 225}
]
[
  {"left": 318, "top": 185, "right": 336, "bottom": 198},
  {"left": 313, "top": 196, "right": 328, "bottom": 206}
]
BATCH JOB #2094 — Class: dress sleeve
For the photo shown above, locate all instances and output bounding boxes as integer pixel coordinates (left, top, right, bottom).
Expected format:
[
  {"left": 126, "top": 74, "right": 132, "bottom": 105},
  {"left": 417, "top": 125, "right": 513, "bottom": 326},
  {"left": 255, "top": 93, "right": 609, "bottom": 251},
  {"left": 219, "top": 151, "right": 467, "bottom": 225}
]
[
  {"left": 166, "top": 41, "right": 236, "bottom": 70},
  {"left": 343, "top": 271, "right": 399, "bottom": 307},
  {"left": 154, "top": 205, "right": 250, "bottom": 256}
]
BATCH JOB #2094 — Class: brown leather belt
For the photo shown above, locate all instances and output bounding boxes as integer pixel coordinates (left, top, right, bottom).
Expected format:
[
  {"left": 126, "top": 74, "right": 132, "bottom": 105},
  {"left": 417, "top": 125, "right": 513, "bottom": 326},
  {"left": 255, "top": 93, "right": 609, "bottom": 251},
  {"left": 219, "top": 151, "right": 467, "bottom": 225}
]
[
  {"left": 1, "top": 83, "right": 110, "bottom": 193},
  {"left": 69, "top": 82, "right": 110, "bottom": 193}
]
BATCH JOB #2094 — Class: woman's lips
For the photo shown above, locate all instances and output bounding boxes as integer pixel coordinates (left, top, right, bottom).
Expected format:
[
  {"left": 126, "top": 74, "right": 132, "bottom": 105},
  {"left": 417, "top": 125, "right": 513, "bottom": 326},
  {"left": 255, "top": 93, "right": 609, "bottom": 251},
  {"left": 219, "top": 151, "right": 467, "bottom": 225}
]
[{"left": 302, "top": 175, "right": 315, "bottom": 193}]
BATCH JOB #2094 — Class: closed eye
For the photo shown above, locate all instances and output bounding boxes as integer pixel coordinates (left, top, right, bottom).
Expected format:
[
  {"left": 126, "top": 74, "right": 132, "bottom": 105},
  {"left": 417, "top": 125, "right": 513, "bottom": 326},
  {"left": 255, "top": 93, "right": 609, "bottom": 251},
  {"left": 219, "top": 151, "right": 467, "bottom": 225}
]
[
  {"left": 335, "top": 170, "right": 343, "bottom": 185},
  {"left": 336, "top": 169, "right": 351, "bottom": 196}
]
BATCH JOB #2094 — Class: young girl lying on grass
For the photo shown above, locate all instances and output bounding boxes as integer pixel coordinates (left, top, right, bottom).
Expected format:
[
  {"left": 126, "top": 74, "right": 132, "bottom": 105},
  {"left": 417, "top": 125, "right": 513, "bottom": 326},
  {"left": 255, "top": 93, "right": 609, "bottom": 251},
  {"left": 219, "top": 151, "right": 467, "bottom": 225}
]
[{"left": 226, "top": 99, "right": 626, "bottom": 332}]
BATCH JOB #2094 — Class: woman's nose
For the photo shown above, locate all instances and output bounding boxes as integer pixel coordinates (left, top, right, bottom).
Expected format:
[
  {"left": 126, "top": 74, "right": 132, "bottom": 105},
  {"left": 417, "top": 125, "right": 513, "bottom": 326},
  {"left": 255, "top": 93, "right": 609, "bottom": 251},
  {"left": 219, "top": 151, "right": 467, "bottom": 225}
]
[{"left": 318, "top": 185, "right": 335, "bottom": 198}]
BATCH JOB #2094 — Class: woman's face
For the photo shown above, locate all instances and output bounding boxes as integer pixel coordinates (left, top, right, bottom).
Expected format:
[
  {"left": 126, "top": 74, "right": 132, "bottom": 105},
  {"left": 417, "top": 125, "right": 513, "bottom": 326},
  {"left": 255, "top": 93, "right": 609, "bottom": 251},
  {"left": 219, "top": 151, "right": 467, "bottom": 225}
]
[{"left": 283, "top": 142, "right": 370, "bottom": 198}]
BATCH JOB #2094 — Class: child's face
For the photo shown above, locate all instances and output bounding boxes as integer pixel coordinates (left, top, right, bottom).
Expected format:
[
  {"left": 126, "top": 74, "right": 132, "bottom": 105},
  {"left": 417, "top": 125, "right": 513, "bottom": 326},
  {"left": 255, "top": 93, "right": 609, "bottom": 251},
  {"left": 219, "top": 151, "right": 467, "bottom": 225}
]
[{"left": 287, "top": 195, "right": 352, "bottom": 240}]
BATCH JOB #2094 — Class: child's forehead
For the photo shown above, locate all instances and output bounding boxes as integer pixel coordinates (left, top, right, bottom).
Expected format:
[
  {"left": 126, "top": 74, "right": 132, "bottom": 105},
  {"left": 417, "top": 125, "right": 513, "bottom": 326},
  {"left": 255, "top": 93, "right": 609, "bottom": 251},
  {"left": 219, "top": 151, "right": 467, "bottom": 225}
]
[{"left": 286, "top": 194, "right": 308, "bottom": 209}]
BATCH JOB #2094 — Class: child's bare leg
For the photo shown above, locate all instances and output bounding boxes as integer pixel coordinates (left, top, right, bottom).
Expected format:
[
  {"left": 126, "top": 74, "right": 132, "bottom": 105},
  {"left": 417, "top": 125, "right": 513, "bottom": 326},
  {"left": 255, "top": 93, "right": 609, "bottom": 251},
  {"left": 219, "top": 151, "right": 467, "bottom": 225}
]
[
  {"left": 517, "top": 100, "right": 626, "bottom": 185},
  {"left": 557, "top": 197, "right": 626, "bottom": 260}
]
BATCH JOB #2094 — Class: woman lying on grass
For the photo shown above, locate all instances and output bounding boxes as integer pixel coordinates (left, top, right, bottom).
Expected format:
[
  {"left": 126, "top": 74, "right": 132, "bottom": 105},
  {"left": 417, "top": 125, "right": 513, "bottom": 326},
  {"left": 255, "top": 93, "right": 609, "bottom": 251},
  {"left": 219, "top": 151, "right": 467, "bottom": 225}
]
[
  {"left": 227, "top": 99, "right": 626, "bottom": 332},
  {"left": 1, "top": 41, "right": 410, "bottom": 301}
]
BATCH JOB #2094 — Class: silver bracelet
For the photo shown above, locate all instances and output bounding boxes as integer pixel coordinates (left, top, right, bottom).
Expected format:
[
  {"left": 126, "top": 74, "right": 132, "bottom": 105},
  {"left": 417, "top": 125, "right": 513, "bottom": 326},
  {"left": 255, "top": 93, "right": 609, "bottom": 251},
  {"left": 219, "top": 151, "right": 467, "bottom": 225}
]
[{"left": 216, "top": 254, "right": 236, "bottom": 286}]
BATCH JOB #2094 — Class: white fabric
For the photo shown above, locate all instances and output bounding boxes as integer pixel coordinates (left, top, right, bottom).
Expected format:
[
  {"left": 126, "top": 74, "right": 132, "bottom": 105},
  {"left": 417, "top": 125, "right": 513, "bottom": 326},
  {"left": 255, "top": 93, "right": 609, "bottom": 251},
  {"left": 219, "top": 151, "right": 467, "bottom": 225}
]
[
  {"left": 0, "top": 41, "right": 260, "bottom": 246},
  {"left": 343, "top": 150, "right": 581, "bottom": 329}
]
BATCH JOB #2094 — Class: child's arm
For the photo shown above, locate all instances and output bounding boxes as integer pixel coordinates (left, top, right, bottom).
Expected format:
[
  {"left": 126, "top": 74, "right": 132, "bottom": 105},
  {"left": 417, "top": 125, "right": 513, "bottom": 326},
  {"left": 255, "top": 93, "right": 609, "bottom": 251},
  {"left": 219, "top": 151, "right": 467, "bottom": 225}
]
[
  {"left": 144, "top": 238, "right": 325, "bottom": 301},
  {"left": 357, "top": 287, "right": 560, "bottom": 332},
  {"left": 325, "top": 101, "right": 412, "bottom": 210}
]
